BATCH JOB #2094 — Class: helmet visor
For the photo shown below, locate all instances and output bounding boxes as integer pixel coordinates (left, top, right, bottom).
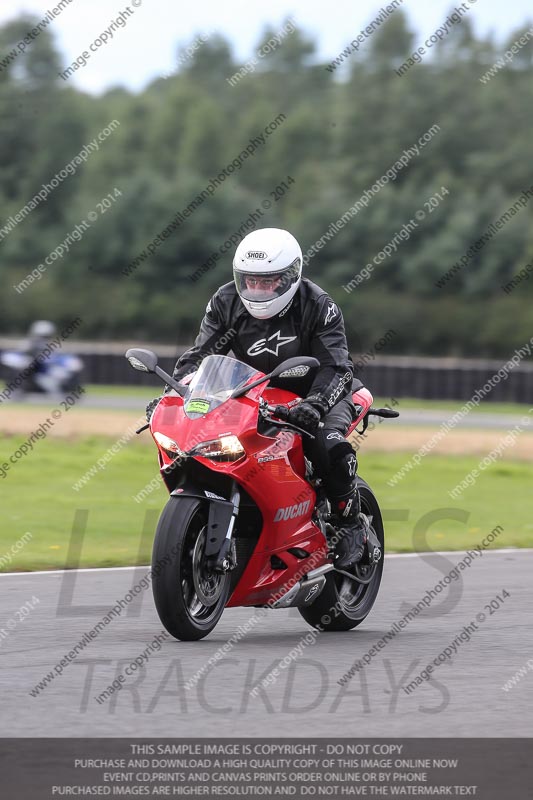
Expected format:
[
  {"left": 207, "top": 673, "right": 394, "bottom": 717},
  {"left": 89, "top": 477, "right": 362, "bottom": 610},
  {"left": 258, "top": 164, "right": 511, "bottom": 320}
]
[{"left": 234, "top": 259, "right": 301, "bottom": 303}]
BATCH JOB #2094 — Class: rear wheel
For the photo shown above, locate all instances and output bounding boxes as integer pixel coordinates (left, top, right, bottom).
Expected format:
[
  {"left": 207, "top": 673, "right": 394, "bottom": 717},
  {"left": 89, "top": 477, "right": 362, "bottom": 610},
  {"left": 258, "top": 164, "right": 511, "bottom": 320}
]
[
  {"left": 298, "top": 478, "right": 384, "bottom": 632},
  {"left": 152, "top": 497, "right": 230, "bottom": 641}
]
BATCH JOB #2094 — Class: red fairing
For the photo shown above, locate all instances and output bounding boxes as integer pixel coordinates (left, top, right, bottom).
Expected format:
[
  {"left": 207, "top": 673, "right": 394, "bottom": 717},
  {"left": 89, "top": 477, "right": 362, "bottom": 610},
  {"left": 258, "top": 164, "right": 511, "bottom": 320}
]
[{"left": 227, "top": 388, "right": 325, "bottom": 607}]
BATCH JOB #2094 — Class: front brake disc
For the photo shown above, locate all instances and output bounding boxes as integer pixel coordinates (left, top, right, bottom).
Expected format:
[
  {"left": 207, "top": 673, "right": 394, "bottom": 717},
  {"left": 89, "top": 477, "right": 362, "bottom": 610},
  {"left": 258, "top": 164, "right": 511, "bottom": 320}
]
[{"left": 192, "top": 527, "right": 225, "bottom": 606}]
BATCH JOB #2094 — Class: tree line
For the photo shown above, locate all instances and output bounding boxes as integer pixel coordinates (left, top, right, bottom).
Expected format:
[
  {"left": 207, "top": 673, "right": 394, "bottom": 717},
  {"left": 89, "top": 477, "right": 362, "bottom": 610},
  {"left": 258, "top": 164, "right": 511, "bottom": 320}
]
[{"left": 0, "top": 9, "right": 532, "bottom": 358}]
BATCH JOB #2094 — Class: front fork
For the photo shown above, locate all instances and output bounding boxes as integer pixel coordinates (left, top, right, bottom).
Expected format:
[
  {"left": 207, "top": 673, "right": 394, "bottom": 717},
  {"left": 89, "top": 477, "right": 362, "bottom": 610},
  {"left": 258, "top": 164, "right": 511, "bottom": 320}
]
[{"left": 213, "top": 482, "right": 241, "bottom": 573}]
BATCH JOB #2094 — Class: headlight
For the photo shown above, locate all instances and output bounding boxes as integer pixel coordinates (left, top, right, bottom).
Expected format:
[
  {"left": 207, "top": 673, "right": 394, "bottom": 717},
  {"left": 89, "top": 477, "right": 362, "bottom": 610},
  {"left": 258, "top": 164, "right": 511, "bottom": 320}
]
[
  {"left": 191, "top": 435, "right": 244, "bottom": 462},
  {"left": 153, "top": 432, "right": 186, "bottom": 460}
]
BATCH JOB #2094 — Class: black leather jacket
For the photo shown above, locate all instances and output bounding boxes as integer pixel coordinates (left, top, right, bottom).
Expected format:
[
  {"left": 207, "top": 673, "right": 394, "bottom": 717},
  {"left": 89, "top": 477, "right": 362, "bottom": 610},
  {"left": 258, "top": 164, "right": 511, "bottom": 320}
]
[{"left": 172, "top": 279, "right": 354, "bottom": 409}]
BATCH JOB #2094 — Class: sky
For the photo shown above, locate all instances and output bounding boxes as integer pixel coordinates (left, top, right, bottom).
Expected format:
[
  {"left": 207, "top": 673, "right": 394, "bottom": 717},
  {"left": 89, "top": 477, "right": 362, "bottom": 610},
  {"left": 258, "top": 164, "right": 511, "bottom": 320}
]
[{"left": 1, "top": 0, "right": 532, "bottom": 94}]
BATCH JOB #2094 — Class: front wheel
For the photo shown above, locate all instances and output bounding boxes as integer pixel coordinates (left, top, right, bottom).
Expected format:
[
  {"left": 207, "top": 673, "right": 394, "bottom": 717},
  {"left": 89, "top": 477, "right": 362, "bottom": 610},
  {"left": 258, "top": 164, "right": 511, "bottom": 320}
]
[
  {"left": 298, "top": 477, "right": 384, "bottom": 632},
  {"left": 152, "top": 497, "right": 230, "bottom": 641}
]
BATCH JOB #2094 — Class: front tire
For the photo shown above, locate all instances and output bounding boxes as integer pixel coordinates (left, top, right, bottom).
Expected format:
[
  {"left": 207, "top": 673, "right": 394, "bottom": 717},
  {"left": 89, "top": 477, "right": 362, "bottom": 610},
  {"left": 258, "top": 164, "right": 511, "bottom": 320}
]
[
  {"left": 298, "top": 478, "right": 384, "bottom": 632},
  {"left": 152, "top": 497, "right": 230, "bottom": 641}
]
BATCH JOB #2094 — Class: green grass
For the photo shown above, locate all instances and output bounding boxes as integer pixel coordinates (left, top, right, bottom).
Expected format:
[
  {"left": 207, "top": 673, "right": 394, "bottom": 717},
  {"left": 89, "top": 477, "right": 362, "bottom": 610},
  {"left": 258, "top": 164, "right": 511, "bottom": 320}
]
[
  {"left": 363, "top": 452, "right": 532, "bottom": 552},
  {"left": 85, "top": 384, "right": 157, "bottom": 399},
  {"left": 1, "top": 434, "right": 531, "bottom": 571},
  {"left": 0, "top": 435, "right": 166, "bottom": 571},
  {"left": 0, "top": 382, "right": 157, "bottom": 402}
]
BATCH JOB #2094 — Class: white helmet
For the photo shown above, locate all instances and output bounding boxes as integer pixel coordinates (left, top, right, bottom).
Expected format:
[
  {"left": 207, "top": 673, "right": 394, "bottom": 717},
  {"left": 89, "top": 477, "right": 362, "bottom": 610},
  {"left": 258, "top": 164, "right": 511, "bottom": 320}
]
[
  {"left": 233, "top": 228, "right": 302, "bottom": 319},
  {"left": 29, "top": 320, "right": 56, "bottom": 339}
]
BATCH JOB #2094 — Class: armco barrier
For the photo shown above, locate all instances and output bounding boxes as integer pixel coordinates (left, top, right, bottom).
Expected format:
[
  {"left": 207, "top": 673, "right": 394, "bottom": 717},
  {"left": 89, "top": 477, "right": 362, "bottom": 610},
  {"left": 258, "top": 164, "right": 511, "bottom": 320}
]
[
  {"left": 1, "top": 339, "right": 532, "bottom": 401},
  {"left": 357, "top": 355, "right": 533, "bottom": 402}
]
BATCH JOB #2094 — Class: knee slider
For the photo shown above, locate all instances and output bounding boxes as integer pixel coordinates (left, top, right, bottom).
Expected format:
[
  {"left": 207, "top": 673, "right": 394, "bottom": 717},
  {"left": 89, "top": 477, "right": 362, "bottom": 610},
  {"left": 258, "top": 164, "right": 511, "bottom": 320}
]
[
  {"left": 324, "top": 441, "right": 358, "bottom": 495},
  {"left": 329, "top": 440, "right": 357, "bottom": 470}
]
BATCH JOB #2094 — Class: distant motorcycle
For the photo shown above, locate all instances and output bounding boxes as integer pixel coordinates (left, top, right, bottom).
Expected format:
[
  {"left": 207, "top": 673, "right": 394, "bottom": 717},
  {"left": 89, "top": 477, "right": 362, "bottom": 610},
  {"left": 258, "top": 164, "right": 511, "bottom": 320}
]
[
  {"left": 0, "top": 350, "right": 84, "bottom": 397},
  {"left": 126, "top": 348, "right": 399, "bottom": 642}
]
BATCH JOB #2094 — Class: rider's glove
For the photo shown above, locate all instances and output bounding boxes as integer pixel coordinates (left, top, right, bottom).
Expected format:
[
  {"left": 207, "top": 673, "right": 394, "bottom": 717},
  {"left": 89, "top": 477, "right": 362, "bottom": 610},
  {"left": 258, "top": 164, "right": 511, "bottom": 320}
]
[
  {"left": 288, "top": 394, "right": 328, "bottom": 433},
  {"left": 146, "top": 396, "right": 162, "bottom": 422}
]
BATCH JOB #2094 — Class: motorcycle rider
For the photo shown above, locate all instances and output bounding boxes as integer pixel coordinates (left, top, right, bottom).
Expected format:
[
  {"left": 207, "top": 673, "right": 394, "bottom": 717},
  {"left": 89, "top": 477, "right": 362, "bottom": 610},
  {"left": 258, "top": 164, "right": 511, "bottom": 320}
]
[
  {"left": 26, "top": 320, "right": 57, "bottom": 359},
  {"left": 147, "top": 228, "right": 370, "bottom": 569},
  {"left": 22, "top": 320, "right": 58, "bottom": 390}
]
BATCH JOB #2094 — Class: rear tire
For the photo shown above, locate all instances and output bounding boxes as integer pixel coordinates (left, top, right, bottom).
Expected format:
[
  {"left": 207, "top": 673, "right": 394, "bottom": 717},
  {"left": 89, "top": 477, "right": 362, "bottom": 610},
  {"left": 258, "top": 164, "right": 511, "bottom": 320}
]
[
  {"left": 152, "top": 497, "right": 230, "bottom": 641},
  {"left": 298, "top": 478, "right": 384, "bottom": 632}
]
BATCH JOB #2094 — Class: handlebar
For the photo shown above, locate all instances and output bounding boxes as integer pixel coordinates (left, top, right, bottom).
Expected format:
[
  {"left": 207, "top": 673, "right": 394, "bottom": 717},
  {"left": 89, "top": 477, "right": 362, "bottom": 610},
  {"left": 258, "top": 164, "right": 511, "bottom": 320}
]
[
  {"left": 262, "top": 403, "right": 324, "bottom": 439},
  {"left": 271, "top": 404, "right": 324, "bottom": 428},
  {"left": 272, "top": 404, "right": 290, "bottom": 421},
  {"left": 368, "top": 407, "right": 400, "bottom": 419}
]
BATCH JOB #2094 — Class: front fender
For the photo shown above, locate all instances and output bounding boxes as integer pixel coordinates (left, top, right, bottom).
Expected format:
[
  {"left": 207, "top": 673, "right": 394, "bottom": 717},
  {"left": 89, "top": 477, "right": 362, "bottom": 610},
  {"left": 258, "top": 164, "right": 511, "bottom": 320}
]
[{"left": 170, "top": 484, "right": 234, "bottom": 558}]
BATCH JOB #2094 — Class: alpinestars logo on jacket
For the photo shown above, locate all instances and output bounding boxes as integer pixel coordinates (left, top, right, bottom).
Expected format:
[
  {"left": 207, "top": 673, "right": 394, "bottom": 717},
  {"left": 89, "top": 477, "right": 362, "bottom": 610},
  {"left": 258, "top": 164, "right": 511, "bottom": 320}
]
[{"left": 247, "top": 331, "right": 297, "bottom": 357}]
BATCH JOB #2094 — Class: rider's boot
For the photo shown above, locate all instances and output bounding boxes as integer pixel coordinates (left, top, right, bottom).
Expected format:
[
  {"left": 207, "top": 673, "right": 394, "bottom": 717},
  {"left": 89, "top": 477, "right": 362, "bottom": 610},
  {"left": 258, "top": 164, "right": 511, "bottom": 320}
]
[{"left": 330, "top": 487, "right": 370, "bottom": 570}]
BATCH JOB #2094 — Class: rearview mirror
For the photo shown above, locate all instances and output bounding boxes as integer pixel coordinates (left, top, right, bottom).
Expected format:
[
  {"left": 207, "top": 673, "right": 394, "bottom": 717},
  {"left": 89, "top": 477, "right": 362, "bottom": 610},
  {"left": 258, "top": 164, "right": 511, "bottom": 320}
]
[
  {"left": 125, "top": 348, "right": 186, "bottom": 395},
  {"left": 125, "top": 348, "right": 158, "bottom": 373}
]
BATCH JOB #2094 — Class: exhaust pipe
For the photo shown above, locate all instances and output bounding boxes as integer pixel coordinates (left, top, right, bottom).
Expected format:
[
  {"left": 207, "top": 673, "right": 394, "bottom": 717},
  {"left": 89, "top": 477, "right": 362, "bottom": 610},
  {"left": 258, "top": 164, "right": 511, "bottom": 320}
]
[{"left": 272, "top": 564, "right": 334, "bottom": 609}]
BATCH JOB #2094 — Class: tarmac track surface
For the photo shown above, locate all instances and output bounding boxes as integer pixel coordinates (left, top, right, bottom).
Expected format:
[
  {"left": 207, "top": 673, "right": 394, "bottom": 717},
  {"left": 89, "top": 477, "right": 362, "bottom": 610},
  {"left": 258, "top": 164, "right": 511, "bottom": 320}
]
[{"left": 1, "top": 550, "right": 532, "bottom": 737}]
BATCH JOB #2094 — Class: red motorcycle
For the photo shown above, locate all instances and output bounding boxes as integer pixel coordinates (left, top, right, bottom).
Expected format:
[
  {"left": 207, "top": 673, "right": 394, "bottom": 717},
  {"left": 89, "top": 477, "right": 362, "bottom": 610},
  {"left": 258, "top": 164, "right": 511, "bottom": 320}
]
[{"left": 126, "top": 349, "right": 399, "bottom": 641}]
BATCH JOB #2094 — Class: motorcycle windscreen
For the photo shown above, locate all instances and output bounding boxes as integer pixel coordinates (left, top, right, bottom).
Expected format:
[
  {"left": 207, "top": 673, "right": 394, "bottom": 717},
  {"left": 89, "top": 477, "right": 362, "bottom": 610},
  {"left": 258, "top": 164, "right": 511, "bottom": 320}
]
[{"left": 183, "top": 354, "right": 262, "bottom": 419}]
